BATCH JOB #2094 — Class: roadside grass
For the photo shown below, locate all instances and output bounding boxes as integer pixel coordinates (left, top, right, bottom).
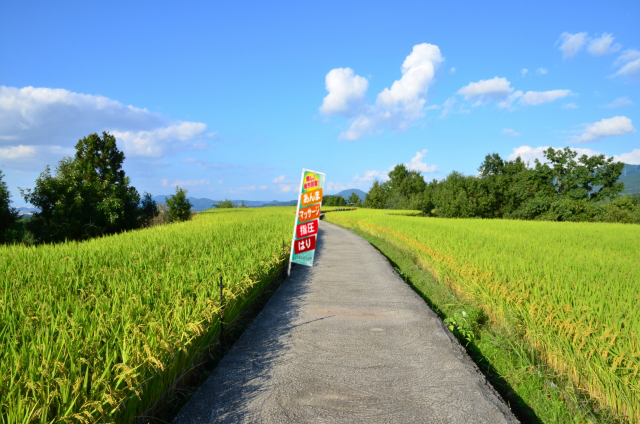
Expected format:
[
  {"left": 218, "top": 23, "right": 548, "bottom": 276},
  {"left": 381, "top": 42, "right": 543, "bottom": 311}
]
[{"left": 344, "top": 226, "right": 620, "bottom": 424}]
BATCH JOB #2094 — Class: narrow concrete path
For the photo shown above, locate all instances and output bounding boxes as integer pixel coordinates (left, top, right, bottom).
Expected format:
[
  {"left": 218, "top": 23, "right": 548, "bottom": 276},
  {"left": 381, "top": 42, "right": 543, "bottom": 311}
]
[{"left": 174, "top": 221, "right": 518, "bottom": 423}]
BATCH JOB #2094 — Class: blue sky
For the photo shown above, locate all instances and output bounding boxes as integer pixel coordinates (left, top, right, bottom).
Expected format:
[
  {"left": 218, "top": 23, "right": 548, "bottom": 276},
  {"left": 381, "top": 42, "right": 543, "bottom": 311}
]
[{"left": 1, "top": 1, "right": 639, "bottom": 204}]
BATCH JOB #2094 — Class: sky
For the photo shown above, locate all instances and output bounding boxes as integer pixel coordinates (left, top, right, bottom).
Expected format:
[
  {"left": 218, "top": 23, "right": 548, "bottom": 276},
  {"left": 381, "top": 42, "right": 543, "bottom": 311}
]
[{"left": 1, "top": 1, "right": 639, "bottom": 205}]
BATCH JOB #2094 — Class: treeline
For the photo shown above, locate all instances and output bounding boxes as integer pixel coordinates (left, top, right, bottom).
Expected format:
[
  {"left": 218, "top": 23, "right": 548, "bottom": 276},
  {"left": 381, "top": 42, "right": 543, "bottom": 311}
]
[
  {"left": 0, "top": 132, "right": 193, "bottom": 245},
  {"left": 365, "top": 147, "right": 640, "bottom": 224},
  {"left": 323, "top": 192, "right": 363, "bottom": 207}
]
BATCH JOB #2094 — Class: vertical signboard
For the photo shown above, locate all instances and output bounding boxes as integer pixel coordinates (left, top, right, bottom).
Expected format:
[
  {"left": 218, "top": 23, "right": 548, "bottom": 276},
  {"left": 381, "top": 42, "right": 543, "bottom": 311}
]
[{"left": 289, "top": 169, "right": 325, "bottom": 272}]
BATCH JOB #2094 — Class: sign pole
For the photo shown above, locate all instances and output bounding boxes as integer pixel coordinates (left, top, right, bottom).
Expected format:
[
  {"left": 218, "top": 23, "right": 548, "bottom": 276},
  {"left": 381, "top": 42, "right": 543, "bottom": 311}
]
[{"left": 288, "top": 168, "right": 306, "bottom": 276}]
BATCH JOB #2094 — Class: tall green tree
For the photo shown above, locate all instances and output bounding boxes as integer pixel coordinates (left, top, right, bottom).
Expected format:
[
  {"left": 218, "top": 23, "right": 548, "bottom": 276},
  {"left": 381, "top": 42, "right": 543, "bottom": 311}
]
[
  {"left": 348, "top": 192, "right": 361, "bottom": 206},
  {"left": 364, "top": 180, "right": 387, "bottom": 209},
  {"left": 533, "top": 147, "right": 624, "bottom": 202},
  {"left": 165, "top": 187, "right": 192, "bottom": 222},
  {"left": 0, "top": 170, "right": 20, "bottom": 243},
  {"left": 22, "top": 132, "right": 142, "bottom": 243}
]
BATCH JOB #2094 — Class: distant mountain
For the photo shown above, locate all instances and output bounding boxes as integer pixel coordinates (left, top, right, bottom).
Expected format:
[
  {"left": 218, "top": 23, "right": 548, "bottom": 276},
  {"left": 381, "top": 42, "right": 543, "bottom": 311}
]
[
  {"left": 620, "top": 164, "right": 640, "bottom": 195},
  {"left": 151, "top": 196, "right": 296, "bottom": 210},
  {"left": 335, "top": 188, "right": 367, "bottom": 201}
]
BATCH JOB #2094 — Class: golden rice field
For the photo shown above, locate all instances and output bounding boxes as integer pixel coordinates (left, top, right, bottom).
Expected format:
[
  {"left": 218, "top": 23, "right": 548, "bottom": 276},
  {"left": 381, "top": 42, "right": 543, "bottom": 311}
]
[
  {"left": 0, "top": 207, "right": 293, "bottom": 423},
  {"left": 325, "top": 209, "right": 640, "bottom": 422}
]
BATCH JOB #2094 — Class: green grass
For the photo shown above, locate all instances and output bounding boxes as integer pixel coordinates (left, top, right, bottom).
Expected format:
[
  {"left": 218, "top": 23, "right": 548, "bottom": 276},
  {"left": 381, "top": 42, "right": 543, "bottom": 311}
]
[
  {"left": 0, "top": 207, "right": 295, "bottom": 423},
  {"left": 325, "top": 209, "right": 638, "bottom": 423}
]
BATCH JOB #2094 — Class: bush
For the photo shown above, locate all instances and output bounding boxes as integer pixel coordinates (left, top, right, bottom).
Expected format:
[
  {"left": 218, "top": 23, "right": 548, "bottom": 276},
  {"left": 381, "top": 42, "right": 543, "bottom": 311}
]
[{"left": 165, "top": 187, "right": 192, "bottom": 222}]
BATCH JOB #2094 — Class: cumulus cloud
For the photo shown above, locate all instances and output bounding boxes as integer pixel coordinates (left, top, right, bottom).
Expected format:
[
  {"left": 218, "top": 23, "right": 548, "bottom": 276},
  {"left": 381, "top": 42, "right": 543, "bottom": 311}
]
[
  {"left": 557, "top": 32, "right": 588, "bottom": 59},
  {"left": 502, "top": 128, "right": 521, "bottom": 137},
  {"left": 0, "top": 145, "right": 36, "bottom": 160},
  {"left": 536, "top": 68, "right": 548, "bottom": 75},
  {"left": 0, "top": 86, "right": 210, "bottom": 170},
  {"left": 457, "top": 77, "right": 514, "bottom": 105},
  {"left": 406, "top": 149, "right": 438, "bottom": 173},
  {"left": 521, "top": 68, "right": 529, "bottom": 77},
  {"left": 518, "top": 90, "right": 571, "bottom": 106},
  {"left": 321, "top": 43, "right": 443, "bottom": 141},
  {"left": 319, "top": 68, "right": 368, "bottom": 116},
  {"left": 457, "top": 78, "right": 571, "bottom": 109},
  {"left": 450, "top": 67, "right": 456, "bottom": 74},
  {"left": 272, "top": 175, "right": 286, "bottom": 183},
  {"left": 563, "top": 103, "right": 579, "bottom": 109},
  {"left": 614, "top": 149, "right": 640, "bottom": 164},
  {"left": 602, "top": 97, "right": 633, "bottom": 108},
  {"left": 326, "top": 181, "right": 348, "bottom": 192},
  {"left": 572, "top": 116, "right": 635, "bottom": 144},
  {"left": 588, "top": 32, "right": 621, "bottom": 55},
  {"left": 613, "top": 49, "right": 640, "bottom": 67}
]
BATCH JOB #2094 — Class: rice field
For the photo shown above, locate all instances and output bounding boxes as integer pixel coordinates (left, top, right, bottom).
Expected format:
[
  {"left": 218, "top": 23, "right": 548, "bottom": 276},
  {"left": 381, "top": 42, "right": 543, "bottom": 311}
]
[
  {"left": 325, "top": 209, "right": 640, "bottom": 422},
  {"left": 0, "top": 207, "right": 293, "bottom": 422}
]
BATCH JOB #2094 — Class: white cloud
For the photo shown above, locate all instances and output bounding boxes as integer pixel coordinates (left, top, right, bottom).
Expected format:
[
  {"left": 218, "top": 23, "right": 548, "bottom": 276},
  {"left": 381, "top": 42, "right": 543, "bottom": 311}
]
[
  {"left": 572, "top": 116, "right": 635, "bottom": 144},
  {"left": 112, "top": 122, "right": 207, "bottom": 158},
  {"left": 557, "top": 32, "right": 588, "bottom": 59},
  {"left": 508, "top": 145, "right": 604, "bottom": 164},
  {"left": 602, "top": 97, "right": 633, "bottom": 108},
  {"left": 611, "top": 49, "right": 640, "bottom": 78},
  {"left": 521, "top": 68, "right": 529, "bottom": 77},
  {"left": 536, "top": 68, "right": 548, "bottom": 75},
  {"left": 613, "top": 49, "right": 640, "bottom": 67},
  {"left": 218, "top": 179, "right": 223, "bottom": 184},
  {"left": 406, "top": 149, "right": 438, "bottom": 173},
  {"left": 359, "top": 169, "right": 390, "bottom": 182},
  {"left": 0, "top": 145, "right": 35, "bottom": 160},
  {"left": 588, "top": 32, "right": 621, "bottom": 56},
  {"left": 457, "top": 77, "right": 514, "bottom": 105},
  {"left": 563, "top": 103, "right": 579, "bottom": 109},
  {"left": 272, "top": 175, "right": 286, "bottom": 183},
  {"left": 614, "top": 58, "right": 640, "bottom": 77},
  {"left": 439, "top": 97, "right": 470, "bottom": 119},
  {"left": 259, "top": 185, "right": 268, "bottom": 190},
  {"left": 0, "top": 86, "right": 210, "bottom": 170},
  {"left": 319, "top": 68, "right": 368, "bottom": 116},
  {"left": 278, "top": 184, "right": 296, "bottom": 193},
  {"left": 450, "top": 67, "right": 456, "bottom": 74},
  {"left": 518, "top": 90, "right": 571, "bottom": 106},
  {"left": 502, "top": 128, "right": 521, "bottom": 137},
  {"left": 327, "top": 43, "right": 444, "bottom": 141},
  {"left": 614, "top": 149, "right": 640, "bottom": 164}
]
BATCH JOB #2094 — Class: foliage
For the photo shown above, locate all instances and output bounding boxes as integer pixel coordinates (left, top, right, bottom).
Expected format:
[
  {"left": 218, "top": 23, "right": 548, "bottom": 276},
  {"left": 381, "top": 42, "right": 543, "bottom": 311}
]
[
  {"left": 416, "top": 148, "right": 632, "bottom": 223},
  {"left": 140, "top": 192, "right": 160, "bottom": 227},
  {"left": 214, "top": 198, "right": 235, "bottom": 209},
  {"left": 0, "top": 207, "right": 292, "bottom": 422},
  {"left": 165, "top": 186, "right": 193, "bottom": 222},
  {"left": 0, "top": 170, "right": 20, "bottom": 243},
  {"left": 21, "top": 132, "right": 144, "bottom": 243},
  {"left": 322, "top": 194, "right": 348, "bottom": 206},
  {"left": 364, "top": 164, "right": 427, "bottom": 210},
  {"left": 348, "top": 192, "right": 362, "bottom": 206},
  {"left": 326, "top": 209, "right": 640, "bottom": 422}
]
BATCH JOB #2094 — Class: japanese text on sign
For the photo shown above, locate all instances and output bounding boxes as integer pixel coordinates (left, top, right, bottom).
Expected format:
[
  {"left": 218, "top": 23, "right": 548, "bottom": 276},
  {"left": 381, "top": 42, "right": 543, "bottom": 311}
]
[
  {"left": 289, "top": 169, "right": 325, "bottom": 270},
  {"left": 298, "top": 204, "right": 321, "bottom": 222}
]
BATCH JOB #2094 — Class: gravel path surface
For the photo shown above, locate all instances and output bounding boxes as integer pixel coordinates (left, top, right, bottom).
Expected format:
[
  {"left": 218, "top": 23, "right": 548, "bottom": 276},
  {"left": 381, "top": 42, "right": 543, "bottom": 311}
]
[{"left": 173, "top": 220, "right": 518, "bottom": 423}]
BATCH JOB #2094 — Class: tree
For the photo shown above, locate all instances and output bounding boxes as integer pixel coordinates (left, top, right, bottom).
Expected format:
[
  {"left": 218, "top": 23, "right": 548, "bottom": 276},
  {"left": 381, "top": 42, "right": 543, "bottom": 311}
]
[
  {"left": 0, "top": 170, "right": 20, "bottom": 243},
  {"left": 364, "top": 180, "right": 387, "bottom": 209},
  {"left": 22, "top": 132, "right": 143, "bottom": 243},
  {"left": 348, "top": 192, "right": 361, "bottom": 206},
  {"left": 534, "top": 147, "right": 624, "bottom": 202},
  {"left": 214, "top": 199, "right": 235, "bottom": 208},
  {"left": 166, "top": 187, "right": 192, "bottom": 222},
  {"left": 140, "top": 192, "right": 160, "bottom": 227}
]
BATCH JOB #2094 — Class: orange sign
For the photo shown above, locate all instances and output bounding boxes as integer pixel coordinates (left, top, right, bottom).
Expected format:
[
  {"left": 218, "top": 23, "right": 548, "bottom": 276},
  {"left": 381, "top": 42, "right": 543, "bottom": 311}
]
[
  {"left": 300, "top": 188, "right": 323, "bottom": 208},
  {"left": 298, "top": 204, "right": 321, "bottom": 223}
]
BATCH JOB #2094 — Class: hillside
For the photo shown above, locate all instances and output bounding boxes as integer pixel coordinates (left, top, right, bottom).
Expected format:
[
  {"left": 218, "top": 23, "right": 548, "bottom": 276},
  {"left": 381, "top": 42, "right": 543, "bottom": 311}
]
[
  {"left": 620, "top": 163, "right": 640, "bottom": 195},
  {"left": 335, "top": 188, "right": 367, "bottom": 201},
  {"left": 151, "top": 196, "right": 296, "bottom": 210}
]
